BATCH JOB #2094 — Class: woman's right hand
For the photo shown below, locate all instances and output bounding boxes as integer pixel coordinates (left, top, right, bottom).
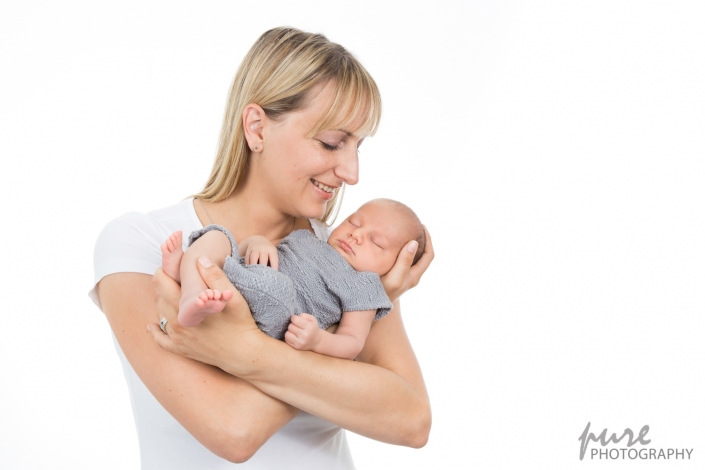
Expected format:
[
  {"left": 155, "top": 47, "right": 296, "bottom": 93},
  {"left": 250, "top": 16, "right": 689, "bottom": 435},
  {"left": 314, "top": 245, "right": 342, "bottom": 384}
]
[
  {"left": 148, "top": 259, "right": 265, "bottom": 374},
  {"left": 381, "top": 225, "right": 434, "bottom": 303}
]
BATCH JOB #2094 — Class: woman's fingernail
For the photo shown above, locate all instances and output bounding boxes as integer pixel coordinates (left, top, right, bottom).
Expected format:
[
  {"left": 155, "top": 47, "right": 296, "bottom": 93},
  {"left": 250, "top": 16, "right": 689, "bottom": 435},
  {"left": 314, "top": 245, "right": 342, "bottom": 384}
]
[
  {"left": 147, "top": 325, "right": 152, "bottom": 332},
  {"left": 199, "top": 256, "right": 213, "bottom": 268},
  {"left": 407, "top": 241, "right": 419, "bottom": 252}
]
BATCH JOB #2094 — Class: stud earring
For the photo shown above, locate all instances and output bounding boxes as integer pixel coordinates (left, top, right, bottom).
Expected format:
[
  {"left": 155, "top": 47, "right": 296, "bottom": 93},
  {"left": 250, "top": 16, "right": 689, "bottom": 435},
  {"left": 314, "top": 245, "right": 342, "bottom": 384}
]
[{"left": 253, "top": 146, "right": 259, "bottom": 151}]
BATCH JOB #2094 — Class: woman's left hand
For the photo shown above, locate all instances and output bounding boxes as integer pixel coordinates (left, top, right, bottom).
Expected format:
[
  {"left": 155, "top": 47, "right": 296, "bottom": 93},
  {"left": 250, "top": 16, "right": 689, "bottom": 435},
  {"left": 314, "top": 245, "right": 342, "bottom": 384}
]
[
  {"left": 381, "top": 225, "right": 434, "bottom": 303},
  {"left": 147, "top": 261, "right": 264, "bottom": 374}
]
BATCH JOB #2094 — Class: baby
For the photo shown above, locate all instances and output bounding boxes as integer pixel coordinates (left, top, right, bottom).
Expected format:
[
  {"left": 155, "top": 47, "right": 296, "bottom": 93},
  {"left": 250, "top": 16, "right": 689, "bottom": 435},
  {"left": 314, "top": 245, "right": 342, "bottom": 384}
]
[{"left": 161, "top": 198, "right": 425, "bottom": 360}]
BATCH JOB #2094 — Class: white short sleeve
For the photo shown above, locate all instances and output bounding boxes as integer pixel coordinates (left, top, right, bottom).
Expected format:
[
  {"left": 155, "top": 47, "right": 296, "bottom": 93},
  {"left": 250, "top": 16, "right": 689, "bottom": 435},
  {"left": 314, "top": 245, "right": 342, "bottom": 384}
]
[{"left": 89, "top": 211, "right": 180, "bottom": 308}]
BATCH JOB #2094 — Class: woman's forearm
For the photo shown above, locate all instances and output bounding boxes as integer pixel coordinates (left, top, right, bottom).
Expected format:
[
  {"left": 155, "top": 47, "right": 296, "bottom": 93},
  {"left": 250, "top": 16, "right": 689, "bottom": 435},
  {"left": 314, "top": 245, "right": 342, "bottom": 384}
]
[
  {"left": 222, "top": 302, "right": 431, "bottom": 447},
  {"left": 101, "top": 273, "right": 300, "bottom": 463},
  {"left": 154, "top": 263, "right": 432, "bottom": 448}
]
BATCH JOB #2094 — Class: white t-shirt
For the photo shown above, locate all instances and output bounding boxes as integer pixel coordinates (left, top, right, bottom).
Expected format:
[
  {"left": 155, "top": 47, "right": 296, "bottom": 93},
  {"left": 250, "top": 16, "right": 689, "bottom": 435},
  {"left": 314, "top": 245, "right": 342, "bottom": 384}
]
[{"left": 89, "top": 199, "right": 356, "bottom": 470}]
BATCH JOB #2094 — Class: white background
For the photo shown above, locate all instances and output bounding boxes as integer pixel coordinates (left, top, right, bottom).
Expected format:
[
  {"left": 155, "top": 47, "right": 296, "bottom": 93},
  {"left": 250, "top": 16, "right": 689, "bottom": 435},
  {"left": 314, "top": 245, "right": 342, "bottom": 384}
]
[{"left": 1, "top": 1, "right": 703, "bottom": 468}]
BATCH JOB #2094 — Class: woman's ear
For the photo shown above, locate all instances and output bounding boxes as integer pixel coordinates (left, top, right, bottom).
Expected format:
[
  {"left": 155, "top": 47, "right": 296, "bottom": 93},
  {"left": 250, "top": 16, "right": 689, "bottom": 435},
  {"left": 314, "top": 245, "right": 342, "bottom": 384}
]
[{"left": 242, "top": 104, "right": 265, "bottom": 152}]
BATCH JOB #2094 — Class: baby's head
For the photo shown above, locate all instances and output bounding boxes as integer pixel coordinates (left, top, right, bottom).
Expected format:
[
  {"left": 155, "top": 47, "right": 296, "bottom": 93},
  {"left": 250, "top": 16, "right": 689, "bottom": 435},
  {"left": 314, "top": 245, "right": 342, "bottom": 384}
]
[{"left": 328, "top": 199, "right": 425, "bottom": 275}]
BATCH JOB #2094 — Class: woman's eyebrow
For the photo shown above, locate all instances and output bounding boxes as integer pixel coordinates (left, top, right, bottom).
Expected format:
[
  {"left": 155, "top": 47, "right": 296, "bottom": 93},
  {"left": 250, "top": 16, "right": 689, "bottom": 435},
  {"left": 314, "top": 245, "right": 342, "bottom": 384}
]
[{"left": 337, "top": 129, "right": 353, "bottom": 137}]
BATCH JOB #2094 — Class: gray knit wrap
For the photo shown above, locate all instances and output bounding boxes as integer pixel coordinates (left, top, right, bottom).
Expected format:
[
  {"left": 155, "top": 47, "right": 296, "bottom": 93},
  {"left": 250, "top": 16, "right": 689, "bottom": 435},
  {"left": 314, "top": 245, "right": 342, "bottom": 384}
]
[{"left": 188, "top": 225, "right": 392, "bottom": 340}]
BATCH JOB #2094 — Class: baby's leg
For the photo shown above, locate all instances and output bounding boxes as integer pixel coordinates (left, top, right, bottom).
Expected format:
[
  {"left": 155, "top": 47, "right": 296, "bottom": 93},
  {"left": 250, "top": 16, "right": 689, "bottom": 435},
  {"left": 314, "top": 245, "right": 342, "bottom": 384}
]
[
  {"left": 178, "top": 230, "right": 234, "bottom": 327},
  {"left": 161, "top": 231, "right": 184, "bottom": 282}
]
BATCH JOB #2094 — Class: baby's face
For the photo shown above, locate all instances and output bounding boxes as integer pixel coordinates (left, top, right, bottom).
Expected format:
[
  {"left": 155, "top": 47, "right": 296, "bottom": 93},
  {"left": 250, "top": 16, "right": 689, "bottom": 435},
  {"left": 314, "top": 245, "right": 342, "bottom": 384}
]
[{"left": 328, "top": 201, "right": 410, "bottom": 275}]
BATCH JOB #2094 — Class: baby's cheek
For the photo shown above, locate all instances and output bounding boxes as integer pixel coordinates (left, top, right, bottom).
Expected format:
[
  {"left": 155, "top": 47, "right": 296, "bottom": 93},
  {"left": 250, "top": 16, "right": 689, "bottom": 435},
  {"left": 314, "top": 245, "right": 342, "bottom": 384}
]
[{"left": 379, "top": 253, "right": 397, "bottom": 275}]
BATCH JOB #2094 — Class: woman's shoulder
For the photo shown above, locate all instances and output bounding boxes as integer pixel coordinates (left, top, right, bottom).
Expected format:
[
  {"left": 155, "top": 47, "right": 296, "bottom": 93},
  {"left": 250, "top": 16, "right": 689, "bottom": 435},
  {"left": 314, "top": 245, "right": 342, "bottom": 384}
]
[
  {"left": 95, "top": 199, "right": 199, "bottom": 251},
  {"left": 91, "top": 199, "right": 202, "bottom": 306}
]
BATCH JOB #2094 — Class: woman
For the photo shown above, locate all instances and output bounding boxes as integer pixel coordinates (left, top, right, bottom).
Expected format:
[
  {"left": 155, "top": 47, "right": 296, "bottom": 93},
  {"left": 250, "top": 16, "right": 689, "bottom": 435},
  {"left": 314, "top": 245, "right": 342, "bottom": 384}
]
[{"left": 91, "top": 27, "right": 433, "bottom": 469}]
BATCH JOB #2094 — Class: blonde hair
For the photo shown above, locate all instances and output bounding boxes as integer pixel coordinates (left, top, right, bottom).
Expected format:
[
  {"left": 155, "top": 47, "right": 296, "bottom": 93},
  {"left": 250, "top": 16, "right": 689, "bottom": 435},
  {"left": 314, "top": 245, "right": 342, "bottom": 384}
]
[{"left": 193, "top": 27, "right": 382, "bottom": 224}]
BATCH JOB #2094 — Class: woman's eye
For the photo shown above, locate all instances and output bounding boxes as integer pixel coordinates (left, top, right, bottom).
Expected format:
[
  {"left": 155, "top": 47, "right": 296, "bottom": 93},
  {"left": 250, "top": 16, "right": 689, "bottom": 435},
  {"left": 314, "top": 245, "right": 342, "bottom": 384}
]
[{"left": 319, "top": 141, "right": 340, "bottom": 151}]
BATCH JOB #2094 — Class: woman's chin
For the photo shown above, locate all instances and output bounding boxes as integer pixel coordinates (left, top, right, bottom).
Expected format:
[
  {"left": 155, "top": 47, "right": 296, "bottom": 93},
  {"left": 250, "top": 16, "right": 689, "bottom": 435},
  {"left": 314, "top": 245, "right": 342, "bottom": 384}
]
[
  {"left": 307, "top": 209, "right": 328, "bottom": 221},
  {"left": 293, "top": 201, "right": 328, "bottom": 221}
]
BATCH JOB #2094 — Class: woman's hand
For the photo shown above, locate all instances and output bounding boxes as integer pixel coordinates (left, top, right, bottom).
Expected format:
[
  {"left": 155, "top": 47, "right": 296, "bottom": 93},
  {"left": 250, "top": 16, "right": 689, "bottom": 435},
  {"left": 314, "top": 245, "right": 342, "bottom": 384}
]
[
  {"left": 144, "top": 259, "right": 430, "bottom": 447},
  {"left": 381, "top": 225, "right": 434, "bottom": 303},
  {"left": 147, "top": 259, "right": 265, "bottom": 374}
]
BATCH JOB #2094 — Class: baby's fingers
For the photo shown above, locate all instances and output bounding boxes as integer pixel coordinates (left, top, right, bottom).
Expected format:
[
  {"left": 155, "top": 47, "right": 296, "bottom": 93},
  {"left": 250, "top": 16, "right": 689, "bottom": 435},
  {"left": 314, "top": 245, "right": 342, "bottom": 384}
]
[
  {"left": 257, "top": 253, "right": 269, "bottom": 267},
  {"left": 298, "top": 313, "right": 318, "bottom": 325},
  {"left": 287, "top": 320, "right": 304, "bottom": 335},
  {"left": 285, "top": 331, "right": 302, "bottom": 349},
  {"left": 289, "top": 314, "right": 310, "bottom": 328}
]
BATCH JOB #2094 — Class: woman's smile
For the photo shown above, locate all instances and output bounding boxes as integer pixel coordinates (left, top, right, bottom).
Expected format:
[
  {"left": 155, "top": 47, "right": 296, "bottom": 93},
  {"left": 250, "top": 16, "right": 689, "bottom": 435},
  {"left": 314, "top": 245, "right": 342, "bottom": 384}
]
[
  {"left": 310, "top": 178, "right": 337, "bottom": 193},
  {"left": 310, "top": 178, "right": 337, "bottom": 200}
]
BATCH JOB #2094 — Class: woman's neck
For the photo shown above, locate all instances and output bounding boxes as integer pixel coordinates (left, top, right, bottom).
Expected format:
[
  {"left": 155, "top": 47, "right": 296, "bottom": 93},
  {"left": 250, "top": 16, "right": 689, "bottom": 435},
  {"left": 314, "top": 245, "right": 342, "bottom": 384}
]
[{"left": 196, "top": 192, "right": 309, "bottom": 244}]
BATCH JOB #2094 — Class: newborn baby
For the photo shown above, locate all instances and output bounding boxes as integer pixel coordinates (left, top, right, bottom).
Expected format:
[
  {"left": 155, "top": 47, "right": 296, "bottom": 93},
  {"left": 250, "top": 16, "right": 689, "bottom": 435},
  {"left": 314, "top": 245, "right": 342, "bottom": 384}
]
[{"left": 161, "top": 198, "right": 425, "bottom": 360}]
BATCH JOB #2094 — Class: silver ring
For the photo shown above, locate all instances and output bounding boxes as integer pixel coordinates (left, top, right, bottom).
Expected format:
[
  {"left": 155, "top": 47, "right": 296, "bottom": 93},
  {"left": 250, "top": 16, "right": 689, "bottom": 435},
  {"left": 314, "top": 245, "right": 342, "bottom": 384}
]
[{"left": 159, "top": 318, "right": 169, "bottom": 334}]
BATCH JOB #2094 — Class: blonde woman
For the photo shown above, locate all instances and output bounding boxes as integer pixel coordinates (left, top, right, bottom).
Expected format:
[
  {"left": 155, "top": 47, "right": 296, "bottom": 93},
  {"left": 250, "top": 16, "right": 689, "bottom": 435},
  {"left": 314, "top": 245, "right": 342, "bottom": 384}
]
[{"left": 91, "top": 27, "right": 433, "bottom": 469}]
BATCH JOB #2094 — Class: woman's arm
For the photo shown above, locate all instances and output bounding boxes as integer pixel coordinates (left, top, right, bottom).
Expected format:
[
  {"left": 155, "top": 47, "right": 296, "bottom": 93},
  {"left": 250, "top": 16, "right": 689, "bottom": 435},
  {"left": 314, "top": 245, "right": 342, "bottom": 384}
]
[
  {"left": 146, "top": 226, "right": 434, "bottom": 447},
  {"left": 247, "top": 300, "right": 431, "bottom": 447},
  {"left": 151, "top": 261, "right": 432, "bottom": 447},
  {"left": 98, "top": 272, "right": 298, "bottom": 463}
]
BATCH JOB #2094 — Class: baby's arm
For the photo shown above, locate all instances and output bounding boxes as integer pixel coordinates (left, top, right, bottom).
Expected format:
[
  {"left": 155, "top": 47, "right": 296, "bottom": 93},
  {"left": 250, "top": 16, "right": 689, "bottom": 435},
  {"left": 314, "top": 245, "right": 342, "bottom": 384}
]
[{"left": 285, "top": 310, "right": 377, "bottom": 360}]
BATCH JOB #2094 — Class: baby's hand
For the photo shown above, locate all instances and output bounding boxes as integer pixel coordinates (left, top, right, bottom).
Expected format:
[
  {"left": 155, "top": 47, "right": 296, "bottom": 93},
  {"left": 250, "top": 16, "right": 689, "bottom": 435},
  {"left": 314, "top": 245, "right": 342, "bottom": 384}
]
[
  {"left": 285, "top": 313, "right": 322, "bottom": 351},
  {"left": 243, "top": 235, "right": 279, "bottom": 270}
]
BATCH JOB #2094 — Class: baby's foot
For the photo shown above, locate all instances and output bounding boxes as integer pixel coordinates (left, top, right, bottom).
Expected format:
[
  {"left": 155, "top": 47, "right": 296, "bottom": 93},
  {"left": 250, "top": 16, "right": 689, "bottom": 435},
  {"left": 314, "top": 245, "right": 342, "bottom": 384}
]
[
  {"left": 161, "top": 231, "right": 184, "bottom": 282},
  {"left": 178, "top": 289, "right": 234, "bottom": 327}
]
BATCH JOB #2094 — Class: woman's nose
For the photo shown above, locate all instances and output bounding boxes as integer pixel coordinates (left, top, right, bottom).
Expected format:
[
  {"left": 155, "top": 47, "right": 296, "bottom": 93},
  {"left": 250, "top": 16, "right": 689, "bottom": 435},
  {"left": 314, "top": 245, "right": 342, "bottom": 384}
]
[{"left": 334, "top": 145, "right": 359, "bottom": 186}]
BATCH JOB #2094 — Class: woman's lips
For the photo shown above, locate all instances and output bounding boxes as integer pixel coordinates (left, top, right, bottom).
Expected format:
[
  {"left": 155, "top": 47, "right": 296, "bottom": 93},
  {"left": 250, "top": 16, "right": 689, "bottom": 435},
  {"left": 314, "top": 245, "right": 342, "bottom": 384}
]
[
  {"left": 310, "top": 179, "right": 335, "bottom": 200},
  {"left": 338, "top": 239, "right": 354, "bottom": 255}
]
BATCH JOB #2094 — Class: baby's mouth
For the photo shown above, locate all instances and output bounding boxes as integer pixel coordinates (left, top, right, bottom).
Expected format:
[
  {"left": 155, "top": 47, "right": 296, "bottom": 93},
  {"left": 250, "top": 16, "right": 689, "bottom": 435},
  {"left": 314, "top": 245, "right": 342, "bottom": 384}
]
[
  {"left": 338, "top": 239, "right": 354, "bottom": 255},
  {"left": 310, "top": 179, "right": 336, "bottom": 194}
]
